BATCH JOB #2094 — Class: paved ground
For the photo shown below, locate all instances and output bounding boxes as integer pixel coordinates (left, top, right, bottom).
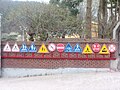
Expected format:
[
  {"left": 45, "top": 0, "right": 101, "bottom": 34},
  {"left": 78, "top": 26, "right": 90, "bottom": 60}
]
[{"left": 0, "top": 72, "right": 120, "bottom": 90}]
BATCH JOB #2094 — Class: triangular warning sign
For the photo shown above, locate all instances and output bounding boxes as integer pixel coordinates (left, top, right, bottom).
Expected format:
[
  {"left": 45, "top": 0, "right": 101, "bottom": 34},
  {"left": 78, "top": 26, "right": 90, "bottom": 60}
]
[
  {"left": 64, "top": 43, "right": 73, "bottom": 52},
  {"left": 99, "top": 44, "right": 110, "bottom": 54},
  {"left": 82, "top": 44, "right": 93, "bottom": 54},
  {"left": 38, "top": 43, "right": 49, "bottom": 53},
  {"left": 3, "top": 42, "right": 11, "bottom": 52},
  {"left": 73, "top": 43, "right": 82, "bottom": 53},
  {"left": 12, "top": 43, "right": 20, "bottom": 52},
  {"left": 29, "top": 42, "right": 37, "bottom": 52},
  {"left": 20, "top": 43, "right": 28, "bottom": 52}
]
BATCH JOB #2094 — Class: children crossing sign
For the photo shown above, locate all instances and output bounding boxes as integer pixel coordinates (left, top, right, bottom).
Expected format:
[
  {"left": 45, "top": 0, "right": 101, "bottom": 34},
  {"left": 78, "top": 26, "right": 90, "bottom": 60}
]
[
  {"left": 12, "top": 43, "right": 20, "bottom": 52},
  {"left": 73, "top": 43, "right": 82, "bottom": 53},
  {"left": 38, "top": 43, "right": 49, "bottom": 53},
  {"left": 64, "top": 43, "right": 73, "bottom": 52},
  {"left": 99, "top": 44, "right": 110, "bottom": 54},
  {"left": 20, "top": 43, "right": 28, "bottom": 52},
  {"left": 29, "top": 42, "right": 37, "bottom": 52},
  {"left": 82, "top": 44, "right": 93, "bottom": 54},
  {"left": 3, "top": 42, "right": 11, "bottom": 52}
]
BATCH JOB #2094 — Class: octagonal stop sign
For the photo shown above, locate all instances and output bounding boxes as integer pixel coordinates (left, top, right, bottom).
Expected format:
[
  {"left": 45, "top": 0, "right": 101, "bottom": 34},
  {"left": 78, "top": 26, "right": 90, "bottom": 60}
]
[{"left": 92, "top": 43, "right": 101, "bottom": 53}]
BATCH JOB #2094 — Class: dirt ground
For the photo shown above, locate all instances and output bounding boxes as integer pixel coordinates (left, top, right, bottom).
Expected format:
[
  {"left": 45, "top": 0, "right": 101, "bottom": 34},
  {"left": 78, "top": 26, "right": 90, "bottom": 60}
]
[{"left": 0, "top": 71, "right": 120, "bottom": 90}]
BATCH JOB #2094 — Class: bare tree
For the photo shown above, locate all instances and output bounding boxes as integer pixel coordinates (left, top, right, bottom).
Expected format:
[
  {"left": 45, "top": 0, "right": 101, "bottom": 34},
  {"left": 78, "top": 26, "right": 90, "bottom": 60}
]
[{"left": 85, "top": 0, "right": 92, "bottom": 38}]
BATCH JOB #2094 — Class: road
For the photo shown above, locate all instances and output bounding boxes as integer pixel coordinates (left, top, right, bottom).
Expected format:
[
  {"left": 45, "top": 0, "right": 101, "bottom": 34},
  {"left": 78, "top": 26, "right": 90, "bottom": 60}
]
[{"left": 0, "top": 72, "right": 120, "bottom": 90}]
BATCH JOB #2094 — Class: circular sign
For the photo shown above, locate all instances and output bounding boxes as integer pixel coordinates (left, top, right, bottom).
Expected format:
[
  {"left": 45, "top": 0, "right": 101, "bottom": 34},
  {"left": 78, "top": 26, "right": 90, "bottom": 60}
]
[
  {"left": 57, "top": 43, "right": 65, "bottom": 52},
  {"left": 48, "top": 43, "right": 56, "bottom": 52},
  {"left": 92, "top": 43, "right": 101, "bottom": 52},
  {"left": 108, "top": 44, "right": 116, "bottom": 53}
]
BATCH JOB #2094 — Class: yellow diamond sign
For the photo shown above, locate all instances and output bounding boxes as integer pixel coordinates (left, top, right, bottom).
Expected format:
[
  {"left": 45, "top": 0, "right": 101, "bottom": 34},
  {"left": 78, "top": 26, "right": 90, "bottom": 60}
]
[
  {"left": 99, "top": 44, "right": 110, "bottom": 54},
  {"left": 38, "top": 43, "right": 49, "bottom": 53},
  {"left": 82, "top": 44, "right": 93, "bottom": 54}
]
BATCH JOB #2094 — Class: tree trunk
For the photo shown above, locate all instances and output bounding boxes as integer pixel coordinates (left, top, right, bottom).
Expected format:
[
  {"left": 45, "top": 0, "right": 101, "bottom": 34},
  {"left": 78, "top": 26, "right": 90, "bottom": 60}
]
[
  {"left": 85, "top": 0, "right": 92, "bottom": 39},
  {"left": 98, "top": 0, "right": 107, "bottom": 38}
]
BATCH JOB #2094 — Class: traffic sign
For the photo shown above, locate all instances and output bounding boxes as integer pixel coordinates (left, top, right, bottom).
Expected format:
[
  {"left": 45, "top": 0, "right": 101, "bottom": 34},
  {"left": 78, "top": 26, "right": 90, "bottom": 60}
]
[
  {"left": 38, "top": 43, "right": 49, "bottom": 53},
  {"left": 99, "top": 44, "right": 110, "bottom": 54},
  {"left": 3, "top": 42, "right": 11, "bottom": 52},
  {"left": 29, "top": 42, "right": 37, "bottom": 52},
  {"left": 57, "top": 43, "right": 65, "bottom": 52},
  {"left": 108, "top": 44, "right": 116, "bottom": 53},
  {"left": 20, "top": 43, "right": 28, "bottom": 52},
  {"left": 12, "top": 43, "right": 20, "bottom": 52},
  {"left": 73, "top": 43, "right": 82, "bottom": 53},
  {"left": 64, "top": 43, "right": 73, "bottom": 52},
  {"left": 82, "top": 44, "right": 93, "bottom": 54},
  {"left": 48, "top": 43, "right": 56, "bottom": 52},
  {"left": 92, "top": 43, "right": 101, "bottom": 53}
]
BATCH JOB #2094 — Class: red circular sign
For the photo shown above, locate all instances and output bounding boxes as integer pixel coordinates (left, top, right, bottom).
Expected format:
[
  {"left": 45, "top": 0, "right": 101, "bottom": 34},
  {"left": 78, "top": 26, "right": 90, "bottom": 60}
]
[
  {"left": 48, "top": 43, "right": 56, "bottom": 52},
  {"left": 92, "top": 43, "right": 101, "bottom": 52},
  {"left": 108, "top": 44, "right": 116, "bottom": 53},
  {"left": 57, "top": 43, "right": 65, "bottom": 52}
]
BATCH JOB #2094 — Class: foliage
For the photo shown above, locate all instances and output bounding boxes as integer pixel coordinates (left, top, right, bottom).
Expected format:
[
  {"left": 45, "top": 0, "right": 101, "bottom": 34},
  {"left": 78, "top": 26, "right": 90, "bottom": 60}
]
[
  {"left": 3, "top": 2, "right": 83, "bottom": 41},
  {"left": 49, "top": 0, "right": 83, "bottom": 16}
]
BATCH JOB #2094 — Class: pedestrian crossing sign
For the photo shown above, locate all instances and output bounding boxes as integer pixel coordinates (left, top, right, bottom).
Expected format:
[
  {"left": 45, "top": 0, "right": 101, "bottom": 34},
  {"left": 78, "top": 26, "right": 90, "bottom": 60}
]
[
  {"left": 82, "top": 44, "right": 93, "bottom": 54},
  {"left": 64, "top": 43, "right": 73, "bottom": 52},
  {"left": 38, "top": 43, "right": 49, "bottom": 53},
  {"left": 20, "top": 43, "right": 28, "bottom": 52},
  {"left": 12, "top": 43, "right": 20, "bottom": 52},
  {"left": 99, "top": 44, "right": 110, "bottom": 54},
  {"left": 29, "top": 42, "right": 37, "bottom": 52},
  {"left": 3, "top": 42, "right": 11, "bottom": 52},
  {"left": 73, "top": 43, "right": 82, "bottom": 53}
]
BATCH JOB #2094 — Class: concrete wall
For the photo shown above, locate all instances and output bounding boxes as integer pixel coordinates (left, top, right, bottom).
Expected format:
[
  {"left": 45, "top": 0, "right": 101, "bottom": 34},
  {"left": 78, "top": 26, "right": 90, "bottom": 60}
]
[
  {"left": 2, "top": 68, "right": 110, "bottom": 77},
  {"left": 1, "top": 39, "right": 117, "bottom": 77},
  {"left": 111, "top": 22, "right": 120, "bottom": 70}
]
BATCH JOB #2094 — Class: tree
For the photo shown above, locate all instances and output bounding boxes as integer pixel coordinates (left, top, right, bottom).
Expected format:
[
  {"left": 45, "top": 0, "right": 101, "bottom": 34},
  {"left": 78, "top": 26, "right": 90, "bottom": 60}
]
[
  {"left": 85, "top": 0, "right": 92, "bottom": 38},
  {"left": 49, "top": 0, "right": 83, "bottom": 16},
  {"left": 98, "top": 0, "right": 120, "bottom": 38},
  {"left": 3, "top": 1, "right": 83, "bottom": 41}
]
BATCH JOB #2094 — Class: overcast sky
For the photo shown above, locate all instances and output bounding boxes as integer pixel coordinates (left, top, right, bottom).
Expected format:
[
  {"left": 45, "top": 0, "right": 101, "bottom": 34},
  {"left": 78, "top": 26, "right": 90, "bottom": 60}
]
[{"left": 12, "top": 0, "right": 50, "bottom": 3}]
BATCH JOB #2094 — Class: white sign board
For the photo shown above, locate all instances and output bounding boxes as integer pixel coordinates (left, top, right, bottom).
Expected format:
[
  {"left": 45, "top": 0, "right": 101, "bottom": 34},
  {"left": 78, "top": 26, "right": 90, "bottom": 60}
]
[
  {"left": 3, "top": 42, "right": 11, "bottom": 52},
  {"left": 12, "top": 43, "right": 20, "bottom": 52}
]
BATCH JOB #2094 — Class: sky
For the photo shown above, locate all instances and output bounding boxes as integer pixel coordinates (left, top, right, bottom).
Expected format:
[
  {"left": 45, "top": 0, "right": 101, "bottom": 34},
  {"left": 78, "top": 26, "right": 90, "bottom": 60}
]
[{"left": 12, "top": 0, "right": 50, "bottom": 3}]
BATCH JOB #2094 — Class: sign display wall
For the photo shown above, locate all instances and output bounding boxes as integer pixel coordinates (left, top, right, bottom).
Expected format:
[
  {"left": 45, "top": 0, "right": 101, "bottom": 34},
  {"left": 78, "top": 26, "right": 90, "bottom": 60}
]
[{"left": 2, "top": 42, "right": 117, "bottom": 60}]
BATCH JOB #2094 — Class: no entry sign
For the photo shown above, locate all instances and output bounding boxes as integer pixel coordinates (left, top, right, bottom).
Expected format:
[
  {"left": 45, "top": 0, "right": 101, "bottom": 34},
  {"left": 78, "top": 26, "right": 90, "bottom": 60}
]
[
  {"left": 92, "top": 43, "right": 101, "bottom": 53},
  {"left": 108, "top": 44, "right": 116, "bottom": 53},
  {"left": 57, "top": 43, "right": 65, "bottom": 52}
]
